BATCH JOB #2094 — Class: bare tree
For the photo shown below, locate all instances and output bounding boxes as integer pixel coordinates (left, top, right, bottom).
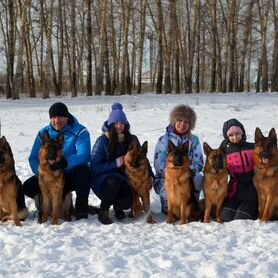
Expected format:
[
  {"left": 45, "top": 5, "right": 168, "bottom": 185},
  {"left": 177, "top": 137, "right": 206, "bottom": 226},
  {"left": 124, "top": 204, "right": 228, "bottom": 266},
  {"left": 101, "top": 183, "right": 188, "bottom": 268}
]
[
  {"left": 95, "top": 0, "right": 107, "bottom": 95},
  {"left": 119, "top": 0, "right": 132, "bottom": 95},
  {"left": 70, "top": 0, "right": 77, "bottom": 97},
  {"left": 85, "top": 0, "right": 92, "bottom": 96},
  {"left": 209, "top": 0, "right": 217, "bottom": 92},
  {"left": 156, "top": 0, "right": 164, "bottom": 94},
  {"left": 136, "top": 0, "right": 147, "bottom": 94},
  {"left": 6, "top": 0, "right": 16, "bottom": 99},
  {"left": 239, "top": 0, "right": 255, "bottom": 92},
  {"left": 13, "top": 0, "right": 29, "bottom": 99},
  {"left": 271, "top": 0, "right": 278, "bottom": 92},
  {"left": 256, "top": 0, "right": 271, "bottom": 92}
]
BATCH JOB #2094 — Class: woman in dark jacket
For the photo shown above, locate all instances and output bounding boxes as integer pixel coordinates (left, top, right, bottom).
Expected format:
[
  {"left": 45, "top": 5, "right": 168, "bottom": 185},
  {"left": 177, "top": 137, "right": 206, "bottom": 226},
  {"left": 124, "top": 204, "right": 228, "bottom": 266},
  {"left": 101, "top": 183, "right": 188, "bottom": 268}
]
[
  {"left": 220, "top": 118, "right": 258, "bottom": 221},
  {"left": 90, "top": 103, "right": 139, "bottom": 224}
]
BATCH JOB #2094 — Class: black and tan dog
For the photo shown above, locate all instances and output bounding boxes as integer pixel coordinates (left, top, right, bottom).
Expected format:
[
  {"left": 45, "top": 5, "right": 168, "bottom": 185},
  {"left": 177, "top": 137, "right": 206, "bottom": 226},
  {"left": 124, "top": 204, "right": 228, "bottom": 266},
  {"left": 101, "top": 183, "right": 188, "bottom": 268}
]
[
  {"left": 0, "top": 136, "right": 28, "bottom": 226},
  {"left": 253, "top": 127, "right": 278, "bottom": 221},
  {"left": 165, "top": 141, "right": 198, "bottom": 224},
  {"left": 38, "top": 130, "right": 72, "bottom": 225},
  {"left": 124, "top": 141, "right": 155, "bottom": 223},
  {"left": 203, "top": 142, "right": 228, "bottom": 223}
]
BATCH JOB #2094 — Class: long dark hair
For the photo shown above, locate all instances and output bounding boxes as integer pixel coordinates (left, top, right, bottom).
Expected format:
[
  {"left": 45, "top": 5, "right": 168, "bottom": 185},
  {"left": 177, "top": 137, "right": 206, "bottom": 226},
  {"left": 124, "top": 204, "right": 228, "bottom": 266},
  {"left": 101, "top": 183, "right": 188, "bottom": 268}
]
[{"left": 108, "top": 124, "right": 131, "bottom": 160}]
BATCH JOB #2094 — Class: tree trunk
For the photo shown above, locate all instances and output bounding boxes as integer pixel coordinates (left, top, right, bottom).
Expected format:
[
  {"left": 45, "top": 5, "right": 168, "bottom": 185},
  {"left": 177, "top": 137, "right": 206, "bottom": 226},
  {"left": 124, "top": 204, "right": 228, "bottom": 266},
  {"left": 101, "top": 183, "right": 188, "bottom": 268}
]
[
  {"left": 209, "top": 0, "right": 217, "bottom": 92},
  {"left": 14, "top": 0, "right": 29, "bottom": 99},
  {"left": 137, "top": 0, "right": 147, "bottom": 94},
  {"left": 156, "top": 0, "right": 164, "bottom": 94},
  {"left": 6, "top": 0, "right": 15, "bottom": 99},
  {"left": 271, "top": 0, "right": 278, "bottom": 92},
  {"left": 239, "top": 0, "right": 254, "bottom": 92},
  {"left": 95, "top": 0, "right": 107, "bottom": 96},
  {"left": 256, "top": 0, "right": 271, "bottom": 92},
  {"left": 70, "top": 0, "right": 77, "bottom": 97}
]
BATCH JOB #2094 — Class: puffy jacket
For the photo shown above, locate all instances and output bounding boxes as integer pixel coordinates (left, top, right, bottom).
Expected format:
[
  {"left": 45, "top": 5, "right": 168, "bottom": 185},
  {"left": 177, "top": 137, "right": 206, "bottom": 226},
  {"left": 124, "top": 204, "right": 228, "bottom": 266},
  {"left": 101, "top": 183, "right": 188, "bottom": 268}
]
[
  {"left": 29, "top": 116, "right": 91, "bottom": 176},
  {"left": 224, "top": 139, "right": 257, "bottom": 201},
  {"left": 90, "top": 121, "right": 139, "bottom": 198},
  {"left": 153, "top": 124, "right": 204, "bottom": 194}
]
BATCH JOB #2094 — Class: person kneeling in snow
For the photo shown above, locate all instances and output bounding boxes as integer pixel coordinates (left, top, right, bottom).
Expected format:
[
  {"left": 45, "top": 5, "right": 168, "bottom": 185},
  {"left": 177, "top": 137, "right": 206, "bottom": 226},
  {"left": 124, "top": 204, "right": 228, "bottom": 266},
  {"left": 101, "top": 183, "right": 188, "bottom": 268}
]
[
  {"left": 153, "top": 104, "right": 204, "bottom": 215},
  {"left": 23, "top": 102, "right": 95, "bottom": 220}
]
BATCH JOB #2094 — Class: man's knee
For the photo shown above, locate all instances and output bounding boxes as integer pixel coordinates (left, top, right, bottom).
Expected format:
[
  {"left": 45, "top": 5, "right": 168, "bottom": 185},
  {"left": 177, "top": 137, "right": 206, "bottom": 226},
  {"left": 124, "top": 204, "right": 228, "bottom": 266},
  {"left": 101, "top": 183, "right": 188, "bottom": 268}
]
[{"left": 22, "top": 176, "right": 40, "bottom": 198}]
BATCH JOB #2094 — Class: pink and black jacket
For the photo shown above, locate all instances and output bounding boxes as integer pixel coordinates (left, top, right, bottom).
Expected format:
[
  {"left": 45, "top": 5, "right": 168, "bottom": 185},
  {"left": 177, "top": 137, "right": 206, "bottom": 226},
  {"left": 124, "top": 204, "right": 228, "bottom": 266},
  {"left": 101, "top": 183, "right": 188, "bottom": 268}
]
[{"left": 222, "top": 119, "right": 258, "bottom": 202}]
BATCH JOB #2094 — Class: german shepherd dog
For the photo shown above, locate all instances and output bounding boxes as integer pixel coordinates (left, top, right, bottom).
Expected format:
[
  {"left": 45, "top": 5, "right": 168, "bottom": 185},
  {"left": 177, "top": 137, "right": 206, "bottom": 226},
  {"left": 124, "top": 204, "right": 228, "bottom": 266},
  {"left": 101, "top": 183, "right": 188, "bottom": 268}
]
[
  {"left": 124, "top": 141, "right": 155, "bottom": 224},
  {"left": 0, "top": 136, "right": 28, "bottom": 226},
  {"left": 165, "top": 140, "right": 198, "bottom": 224},
  {"left": 253, "top": 127, "right": 278, "bottom": 221},
  {"left": 203, "top": 142, "right": 228, "bottom": 223},
  {"left": 38, "top": 130, "right": 72, "bottom": 225}
]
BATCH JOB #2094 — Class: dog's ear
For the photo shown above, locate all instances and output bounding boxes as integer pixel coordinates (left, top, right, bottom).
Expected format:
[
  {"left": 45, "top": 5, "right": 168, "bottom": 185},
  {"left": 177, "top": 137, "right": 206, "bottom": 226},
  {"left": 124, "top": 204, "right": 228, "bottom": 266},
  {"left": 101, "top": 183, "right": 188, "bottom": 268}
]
[
  {"left": 128, "top": 144, "right": 134, "bottom": 151},
  {"left": 141, "top": 141, "right": 148, "bottom": 154},
  {"left": 41, "top": 130, "right": 50, "bottom": 143},
  {"left": 219, "top": 140, "right": 227, "bottom": 154},
  {"left": 203, "top": 142, "right": 212, "bottom": 156},
  {"left": 168, "top": 140, "right": 176, "bottom": 153},
  {"left": 57, "top": 133, "right": 64, "bottom": 145},
  {"left": 129, "top": 138, "right": 139, "bottom": 150},
  {"left": 268, "top": 128, "right": 277, "bottom": 146},
  {"left": 0, "top": 136, "right": 7, "bottom": 144},
  {"left": 182, "top": 141, "right": 189, "bottom": 153},
  {"left": 255, "top": 127, "right": 263, "bottom": 144}
]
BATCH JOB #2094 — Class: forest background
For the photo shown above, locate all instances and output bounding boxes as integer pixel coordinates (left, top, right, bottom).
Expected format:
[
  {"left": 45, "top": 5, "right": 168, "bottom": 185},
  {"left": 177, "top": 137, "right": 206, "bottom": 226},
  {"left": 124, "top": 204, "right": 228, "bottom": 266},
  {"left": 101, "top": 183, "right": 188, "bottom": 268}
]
[{"left": 0, "top": 0, "right": 278, "bottom": 99}]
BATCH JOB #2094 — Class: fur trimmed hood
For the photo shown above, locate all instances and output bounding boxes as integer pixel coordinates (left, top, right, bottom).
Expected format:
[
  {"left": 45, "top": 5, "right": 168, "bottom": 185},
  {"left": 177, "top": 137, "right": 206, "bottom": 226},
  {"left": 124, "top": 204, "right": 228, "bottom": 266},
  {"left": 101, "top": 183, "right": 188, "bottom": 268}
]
[{"left": 169, "top": 104, "right": 196, "bottom": 131}]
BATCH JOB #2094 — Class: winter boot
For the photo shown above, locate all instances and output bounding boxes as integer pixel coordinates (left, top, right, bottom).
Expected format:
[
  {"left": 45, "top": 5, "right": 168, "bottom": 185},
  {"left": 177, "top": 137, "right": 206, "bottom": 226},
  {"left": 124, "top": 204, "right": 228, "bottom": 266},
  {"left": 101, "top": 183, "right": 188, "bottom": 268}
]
[
  {"left": 98, "top": 210, "right": 113, "bottom": 225},
  {"left": 113, "top": 205, "right": 126, "bottom": 220}
]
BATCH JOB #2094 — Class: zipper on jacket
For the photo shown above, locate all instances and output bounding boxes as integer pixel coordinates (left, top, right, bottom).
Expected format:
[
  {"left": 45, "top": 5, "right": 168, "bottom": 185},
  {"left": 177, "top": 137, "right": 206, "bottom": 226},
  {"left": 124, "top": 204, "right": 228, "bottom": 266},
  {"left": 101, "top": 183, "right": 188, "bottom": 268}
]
[
  {"left": 239, "top": 147, "right": 246, "bottom": 173},
  {"left": 244, "top": 152, "right": 250, "bottom": 167}
]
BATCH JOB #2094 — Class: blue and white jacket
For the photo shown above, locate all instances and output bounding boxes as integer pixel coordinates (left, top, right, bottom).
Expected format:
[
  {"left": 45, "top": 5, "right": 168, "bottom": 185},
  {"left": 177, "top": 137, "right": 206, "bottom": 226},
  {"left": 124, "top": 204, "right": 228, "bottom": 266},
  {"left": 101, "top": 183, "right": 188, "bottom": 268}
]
[
  {"left": 153, "top": 124, "right": 204, "bottom": 194},
  {"left": 29, "top": 116, "right": 91, "bottom": 176}
]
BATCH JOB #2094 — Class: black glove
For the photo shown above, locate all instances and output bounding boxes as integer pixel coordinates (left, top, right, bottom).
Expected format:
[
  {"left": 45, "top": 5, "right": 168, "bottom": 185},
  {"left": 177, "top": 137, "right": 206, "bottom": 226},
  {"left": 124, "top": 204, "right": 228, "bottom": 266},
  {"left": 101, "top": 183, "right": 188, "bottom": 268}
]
[{"left": 50, "top": 156, "right": 68, "bottom": 171}]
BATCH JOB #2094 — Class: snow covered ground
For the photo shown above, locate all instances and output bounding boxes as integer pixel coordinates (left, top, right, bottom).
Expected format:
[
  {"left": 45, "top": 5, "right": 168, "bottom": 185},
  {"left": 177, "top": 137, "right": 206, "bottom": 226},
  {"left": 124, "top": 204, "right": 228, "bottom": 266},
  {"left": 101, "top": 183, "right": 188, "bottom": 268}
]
[{"left": 0, "top": 92, "right": 277, "bottom": 278}]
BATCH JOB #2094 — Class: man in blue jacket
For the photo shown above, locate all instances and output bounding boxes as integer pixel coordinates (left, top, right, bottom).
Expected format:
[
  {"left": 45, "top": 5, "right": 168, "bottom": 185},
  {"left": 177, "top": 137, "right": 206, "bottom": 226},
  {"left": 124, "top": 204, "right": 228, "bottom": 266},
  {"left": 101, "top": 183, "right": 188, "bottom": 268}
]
[{"left": 23, "top": 102, "right": 91, "bottom": 220}]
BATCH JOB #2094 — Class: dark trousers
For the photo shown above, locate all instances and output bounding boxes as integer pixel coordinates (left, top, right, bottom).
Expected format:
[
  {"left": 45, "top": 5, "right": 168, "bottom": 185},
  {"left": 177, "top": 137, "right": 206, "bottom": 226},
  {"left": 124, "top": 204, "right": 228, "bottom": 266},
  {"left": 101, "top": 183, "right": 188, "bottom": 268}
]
[
  {"left": 99, "top": 175, "right": 132, "bottom": 211},
  {"left": 22, "top": 165, "right": 90, "bottom": 214},
  {"left": 16, "top": 175, "right": 27, "bottom": 210},
  {"left": 221, "top": 198, "right": 258, "bottom": 222}
]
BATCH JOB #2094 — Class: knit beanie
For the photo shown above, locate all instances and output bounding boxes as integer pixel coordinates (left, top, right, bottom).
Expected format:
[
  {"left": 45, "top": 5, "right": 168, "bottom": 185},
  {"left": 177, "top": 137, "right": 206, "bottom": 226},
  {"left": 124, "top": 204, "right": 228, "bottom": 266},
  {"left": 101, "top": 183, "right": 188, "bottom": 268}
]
[
  {"left": 170, "top": 104, "right": 196, "bottom": 130},
  {"left": 49, "top": 102, "right": 70, "bottom": 119},
  {"left": 107, "top": 103, "right": 128, "bottom": 126},
  {"left": 223, "top": 118, "right": 246, "bottom": 141}
]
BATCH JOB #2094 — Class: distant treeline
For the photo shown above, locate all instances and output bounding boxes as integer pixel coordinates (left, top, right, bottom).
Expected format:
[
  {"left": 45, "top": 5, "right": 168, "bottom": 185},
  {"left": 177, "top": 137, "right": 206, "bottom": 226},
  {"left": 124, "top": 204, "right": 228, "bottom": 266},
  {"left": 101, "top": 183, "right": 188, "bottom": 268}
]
[{"left": 0, "top": 0, "right": 277, "bottom": 99}]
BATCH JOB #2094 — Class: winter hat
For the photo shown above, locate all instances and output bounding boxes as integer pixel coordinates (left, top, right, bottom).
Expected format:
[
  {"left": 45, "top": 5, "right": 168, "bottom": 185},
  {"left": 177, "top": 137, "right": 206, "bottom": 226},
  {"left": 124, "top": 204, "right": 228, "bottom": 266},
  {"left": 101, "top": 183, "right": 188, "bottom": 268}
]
[
  {"left": 107, "top": 103, "right": 128, "bottom": 126},
  {"left": 49, "top": 102, "right": 70, "bottom": 119},
  {"left": 223, "top": 118, "right": 246, "bottom": 141},
  {"left": 170, "top": 104, "right": 196, "bottom": 130}
]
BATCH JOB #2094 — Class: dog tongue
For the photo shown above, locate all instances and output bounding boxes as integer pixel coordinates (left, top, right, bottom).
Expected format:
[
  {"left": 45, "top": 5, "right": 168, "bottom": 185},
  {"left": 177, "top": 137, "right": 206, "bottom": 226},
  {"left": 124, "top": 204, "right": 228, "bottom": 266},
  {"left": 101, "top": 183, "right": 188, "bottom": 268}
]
[{"left": 262, "top": 158, "right": 269, "bottom": 164}]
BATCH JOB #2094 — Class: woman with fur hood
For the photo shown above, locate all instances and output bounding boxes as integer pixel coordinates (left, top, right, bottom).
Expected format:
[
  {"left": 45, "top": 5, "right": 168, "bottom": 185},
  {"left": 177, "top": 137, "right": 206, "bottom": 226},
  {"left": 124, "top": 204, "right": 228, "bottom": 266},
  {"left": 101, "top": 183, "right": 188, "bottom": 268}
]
[{"left": 153, "top": 104, "right": 204, "bottom": 214}]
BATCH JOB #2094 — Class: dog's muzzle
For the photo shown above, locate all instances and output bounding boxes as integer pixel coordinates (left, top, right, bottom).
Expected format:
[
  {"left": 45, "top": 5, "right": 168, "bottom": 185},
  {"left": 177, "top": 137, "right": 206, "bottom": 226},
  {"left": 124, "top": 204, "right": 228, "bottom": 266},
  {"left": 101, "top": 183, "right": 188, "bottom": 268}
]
[
  {"left": 47, "top": 151, "right": 57, "bottom": 161},
  {"left": 214, "top": 156, "right": 224, "bottom": 170}
]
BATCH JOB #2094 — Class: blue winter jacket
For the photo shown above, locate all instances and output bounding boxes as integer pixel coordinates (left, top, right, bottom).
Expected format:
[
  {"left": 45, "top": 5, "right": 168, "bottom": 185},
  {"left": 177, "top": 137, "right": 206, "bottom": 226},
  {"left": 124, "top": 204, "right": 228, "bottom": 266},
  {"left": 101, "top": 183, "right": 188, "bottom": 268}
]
[
  {"left": 90, "top": 121, "right": 139, "bottom": 198},
  {"left": 29, "top": 116, "right": 91, "bottom": 176},
  {"left": 153, "top": 124, "right": 204, "bottom": 194}
]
